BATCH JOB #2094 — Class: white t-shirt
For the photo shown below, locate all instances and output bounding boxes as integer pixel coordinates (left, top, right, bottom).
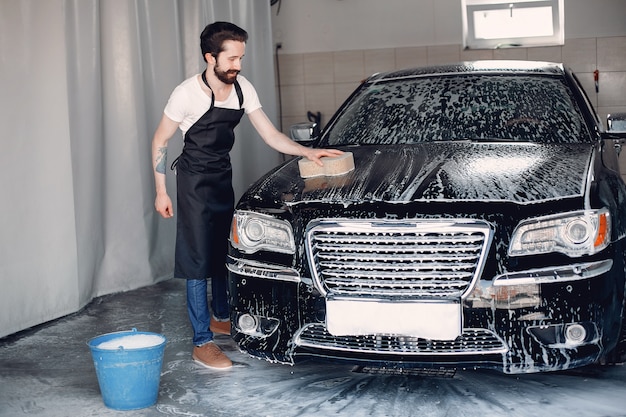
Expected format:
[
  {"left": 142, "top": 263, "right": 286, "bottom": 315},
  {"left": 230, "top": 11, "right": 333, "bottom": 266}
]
[{"left": 164, "top": 74, "right": 262, "bottom": 136}]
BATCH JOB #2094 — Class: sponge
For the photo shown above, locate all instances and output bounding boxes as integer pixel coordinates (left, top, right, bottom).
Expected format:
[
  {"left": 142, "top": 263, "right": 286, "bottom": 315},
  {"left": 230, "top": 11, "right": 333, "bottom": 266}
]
[{"left": 298, "top": 152, "right": 355, "bottom": 178}]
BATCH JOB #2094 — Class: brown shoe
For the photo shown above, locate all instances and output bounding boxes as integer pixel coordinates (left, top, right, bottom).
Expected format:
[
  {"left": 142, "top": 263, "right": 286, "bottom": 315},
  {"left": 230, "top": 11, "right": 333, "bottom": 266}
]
[
  {"left": 192, "top": 342, "right": 232, "bottom": 369},
  {"left": 210, "top": 317, "right": 231, "bottom": 335}
]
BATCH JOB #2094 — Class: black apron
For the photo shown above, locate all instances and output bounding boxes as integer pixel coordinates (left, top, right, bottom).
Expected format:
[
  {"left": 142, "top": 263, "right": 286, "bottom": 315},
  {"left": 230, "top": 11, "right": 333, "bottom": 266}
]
[{"left": 173, "top": 73, "right": 244, "bottom": 280}]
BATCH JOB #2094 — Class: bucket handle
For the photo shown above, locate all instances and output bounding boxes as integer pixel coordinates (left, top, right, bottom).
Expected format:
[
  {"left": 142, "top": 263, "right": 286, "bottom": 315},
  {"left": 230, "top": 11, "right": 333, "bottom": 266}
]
[{"left": 116, "top": 328, "right": 138, "bottom": 351}]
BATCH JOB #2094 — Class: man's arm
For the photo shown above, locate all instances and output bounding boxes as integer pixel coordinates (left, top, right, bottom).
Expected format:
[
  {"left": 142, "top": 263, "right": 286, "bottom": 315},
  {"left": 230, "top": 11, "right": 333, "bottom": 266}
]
[
  {"left": 247, "top": 108, "right": 342, "bottom": 166},
  {"left": 151, "top": 114, "right": 180, "bottom": 218}
]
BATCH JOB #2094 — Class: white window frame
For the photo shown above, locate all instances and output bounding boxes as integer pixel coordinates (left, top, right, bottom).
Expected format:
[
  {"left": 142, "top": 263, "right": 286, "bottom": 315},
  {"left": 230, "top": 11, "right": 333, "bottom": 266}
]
[{"left": 462, "top": 0, "right": 564, "bottom": 50}]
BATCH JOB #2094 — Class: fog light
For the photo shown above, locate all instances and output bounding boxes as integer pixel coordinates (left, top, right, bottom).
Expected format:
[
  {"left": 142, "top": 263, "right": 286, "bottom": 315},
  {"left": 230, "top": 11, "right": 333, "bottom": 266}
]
[
  {"left": 565, "top": 323, "right": 586, "bottom": 344},
  {"left": 235, "top": 313, "right": 281, "bottom": 338},
  {"left": 238, "top": 314, "right": 258, "bottom": 332},
  {"left": 528, "top": 322, "right": 597, "bottom": 348}
]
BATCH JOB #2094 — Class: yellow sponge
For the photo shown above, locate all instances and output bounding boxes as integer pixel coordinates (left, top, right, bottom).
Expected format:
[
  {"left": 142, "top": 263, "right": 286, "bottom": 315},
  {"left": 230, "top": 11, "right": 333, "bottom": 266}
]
[{"left": 298, "top": 152, "right": 354, "bottom": 178}]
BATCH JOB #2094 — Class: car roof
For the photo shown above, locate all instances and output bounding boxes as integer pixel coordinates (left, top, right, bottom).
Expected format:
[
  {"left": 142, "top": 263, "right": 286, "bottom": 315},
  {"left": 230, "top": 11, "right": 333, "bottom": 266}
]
[{"left": 368, "top": 60, "right": 566, "bottom": 82}]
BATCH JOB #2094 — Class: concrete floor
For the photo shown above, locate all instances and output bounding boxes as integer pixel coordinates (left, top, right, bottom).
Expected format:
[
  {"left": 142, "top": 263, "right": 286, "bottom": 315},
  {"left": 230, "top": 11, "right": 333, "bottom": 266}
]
[{"left": 1, "top": 279, "right": 626, "bottom": 417}]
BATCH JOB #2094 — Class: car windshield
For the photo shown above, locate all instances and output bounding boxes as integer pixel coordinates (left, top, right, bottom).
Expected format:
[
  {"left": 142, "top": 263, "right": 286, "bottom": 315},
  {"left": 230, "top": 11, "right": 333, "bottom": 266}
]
[{"left": 321, "top": 74, "right": 590, "bottom": 146}]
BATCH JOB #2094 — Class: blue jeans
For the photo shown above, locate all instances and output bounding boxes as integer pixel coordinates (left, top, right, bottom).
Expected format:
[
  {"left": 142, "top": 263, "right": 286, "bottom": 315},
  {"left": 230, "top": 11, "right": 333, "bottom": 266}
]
[{"left": 186, "top": 277, "right": 229, "bottom": 346}]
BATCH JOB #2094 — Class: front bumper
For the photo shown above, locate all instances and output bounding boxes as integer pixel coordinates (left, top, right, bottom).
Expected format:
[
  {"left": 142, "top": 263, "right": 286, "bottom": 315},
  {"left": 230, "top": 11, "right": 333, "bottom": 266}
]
[{"left": 228, "top": 257, "right": 617, "bottom": 373}]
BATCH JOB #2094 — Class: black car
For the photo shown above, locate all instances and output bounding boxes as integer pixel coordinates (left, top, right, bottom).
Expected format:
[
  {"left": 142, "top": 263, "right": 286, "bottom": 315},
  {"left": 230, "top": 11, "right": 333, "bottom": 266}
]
[{"left": 228, "top": 61, "right": 626, "bottom": 374}]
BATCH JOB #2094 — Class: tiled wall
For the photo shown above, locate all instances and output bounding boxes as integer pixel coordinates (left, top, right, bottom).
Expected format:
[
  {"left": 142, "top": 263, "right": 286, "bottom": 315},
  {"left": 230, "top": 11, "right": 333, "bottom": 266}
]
[
  {"left": 276, "top": 36, "right": 626, "bottom": 181},
  {"left": 276, "top": 36, "right": 626, "bottom": 133}
]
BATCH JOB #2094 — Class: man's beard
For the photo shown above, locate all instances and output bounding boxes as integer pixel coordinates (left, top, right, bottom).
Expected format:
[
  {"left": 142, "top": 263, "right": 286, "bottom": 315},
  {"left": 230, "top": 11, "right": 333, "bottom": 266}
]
[{"left": 214, "top": 65, "right": 239, "bottom": 84}]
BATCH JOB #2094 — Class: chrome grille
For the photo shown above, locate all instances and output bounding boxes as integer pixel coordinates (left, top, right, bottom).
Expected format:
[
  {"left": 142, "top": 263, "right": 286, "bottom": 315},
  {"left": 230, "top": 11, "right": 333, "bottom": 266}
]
[
  {"left": 295, "top": 323, "right": 507, "bottom": 355},
  {"left": 305, "top": 219, "right": 492, "bottom": 298}
]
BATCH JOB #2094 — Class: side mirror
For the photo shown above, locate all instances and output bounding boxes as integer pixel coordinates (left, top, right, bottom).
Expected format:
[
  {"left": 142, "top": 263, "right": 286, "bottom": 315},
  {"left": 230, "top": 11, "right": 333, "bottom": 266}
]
[
  {"left": 606, "top": 113, "right": 626, "bottom": 157},
  {"left": 607, "top": 113, "right": 626, "bottom": 132},
  {"left": 290, "top": 122, "right": 319, "bottom": 146}
]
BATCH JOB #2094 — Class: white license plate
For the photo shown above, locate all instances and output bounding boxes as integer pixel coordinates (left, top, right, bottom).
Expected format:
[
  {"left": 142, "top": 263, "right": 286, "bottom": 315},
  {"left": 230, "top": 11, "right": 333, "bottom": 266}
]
[{"left": 326, "top": 297, "right": 462, "bottom": 341}]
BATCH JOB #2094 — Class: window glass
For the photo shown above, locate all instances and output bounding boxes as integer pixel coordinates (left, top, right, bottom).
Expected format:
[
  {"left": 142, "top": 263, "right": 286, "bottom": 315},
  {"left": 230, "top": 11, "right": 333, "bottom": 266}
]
[{"left": 462, "top": 0, "right": 564, "bottom": 49}]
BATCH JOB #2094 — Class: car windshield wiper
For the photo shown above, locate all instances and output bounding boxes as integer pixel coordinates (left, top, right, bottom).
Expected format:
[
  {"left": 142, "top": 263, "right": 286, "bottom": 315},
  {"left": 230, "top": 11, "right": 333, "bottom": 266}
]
[
  {"left": 460, "top": 137, "right": 520, "bottom": 143},
  {"left": 428, "top": 138, "right": 516, "bottom": 143}
]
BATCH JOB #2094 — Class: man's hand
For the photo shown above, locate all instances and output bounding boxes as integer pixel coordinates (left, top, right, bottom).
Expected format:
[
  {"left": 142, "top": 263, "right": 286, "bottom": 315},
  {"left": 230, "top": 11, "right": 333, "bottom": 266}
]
[{"left": 155, "top": 192, "right": 174, "bottom": 218}]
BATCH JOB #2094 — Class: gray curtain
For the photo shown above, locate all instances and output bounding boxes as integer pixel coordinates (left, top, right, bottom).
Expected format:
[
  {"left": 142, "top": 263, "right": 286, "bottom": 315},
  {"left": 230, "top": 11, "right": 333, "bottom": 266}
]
[{"left": 0, "top": 0, "right": 280, "bottom": 338}]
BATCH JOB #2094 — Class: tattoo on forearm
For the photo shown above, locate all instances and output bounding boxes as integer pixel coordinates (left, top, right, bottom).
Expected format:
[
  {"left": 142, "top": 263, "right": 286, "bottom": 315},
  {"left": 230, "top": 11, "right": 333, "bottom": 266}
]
[{"left": 155, "top": 147, "right": 167, "bottom": 174}]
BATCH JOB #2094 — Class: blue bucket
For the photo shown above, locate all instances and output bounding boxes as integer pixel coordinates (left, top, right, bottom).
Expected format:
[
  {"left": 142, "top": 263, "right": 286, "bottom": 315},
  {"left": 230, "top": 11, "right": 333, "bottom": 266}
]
[{"left": 87, "top": 328, "right": 166, "bottom": 410}]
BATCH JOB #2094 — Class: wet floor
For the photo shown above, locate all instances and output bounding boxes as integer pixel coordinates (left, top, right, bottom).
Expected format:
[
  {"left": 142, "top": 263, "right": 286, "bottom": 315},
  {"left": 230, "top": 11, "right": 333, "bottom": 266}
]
[{"left": 1, "top": 279, "right": 625, "bottom": 417}]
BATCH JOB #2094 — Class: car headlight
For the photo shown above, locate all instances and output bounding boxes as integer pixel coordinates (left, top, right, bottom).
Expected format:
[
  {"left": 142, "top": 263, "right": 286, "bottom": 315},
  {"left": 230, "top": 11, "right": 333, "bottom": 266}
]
[
  {"left": 509, "top": 209, "right": 610, "bottom": 257},
  {"left": 230, "top": 211, "right": 295, "bottom": 254}
]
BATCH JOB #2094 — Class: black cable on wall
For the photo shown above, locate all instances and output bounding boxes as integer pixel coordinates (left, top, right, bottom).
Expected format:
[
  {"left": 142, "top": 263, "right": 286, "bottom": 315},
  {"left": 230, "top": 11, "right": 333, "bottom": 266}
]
[
  {"left": 275, "top": 42, "right": 283, "bottom": 132},
  {"left": 271, "top": 0, "right": 281, "bottom": 15}
]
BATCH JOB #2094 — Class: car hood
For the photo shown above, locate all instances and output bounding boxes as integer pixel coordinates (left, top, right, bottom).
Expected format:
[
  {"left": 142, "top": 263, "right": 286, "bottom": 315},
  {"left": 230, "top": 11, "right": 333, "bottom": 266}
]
[{"left": 248, "top": 142, "right": 592, "bottom": 206}]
